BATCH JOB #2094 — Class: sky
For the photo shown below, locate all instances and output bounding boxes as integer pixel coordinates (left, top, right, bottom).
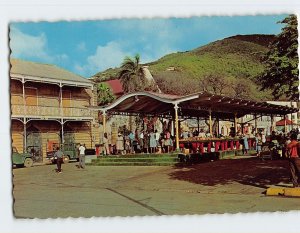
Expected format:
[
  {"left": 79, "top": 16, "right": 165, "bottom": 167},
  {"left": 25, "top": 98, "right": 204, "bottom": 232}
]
[{"left": 10, "top": 14, "right": 288, "bottom": 78}]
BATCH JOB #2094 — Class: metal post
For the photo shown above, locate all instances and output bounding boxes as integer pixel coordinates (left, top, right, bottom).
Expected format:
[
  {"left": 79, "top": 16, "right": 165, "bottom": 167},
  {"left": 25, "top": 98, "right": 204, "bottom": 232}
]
[
  {"left": 103, "top": 110, "right": 106, "bottom": 134},
  {"left": 197, "top": 116, "right": 200, "bottom": 133},
  {"left": 174, "top": 103, "right": 179, "bottom": 151},
  {"left": 59, "top": 83, "right": 63, "bottom": 116},
  {"left": 61, "top": 121, "right": 64, "bottom": 144},
  {"left": 22, "top": 78, "right": 27, "bottom": 152},
  {"left": 270, "top": 114, "right": 273, "bottom": 134},
  {"left": 284, "top": 115, "right": 287, "bottom": 133},
  {"left": 234, "top": 113, "right": 238, "bottom": 136},
  {"left": 23, "top": 122, "right": 27, "bottom": 153},
  {"left": 217, "top": 117, "right": 220, "bottom": 137},
  {"left": 254, "top": 114, "right": 257, "bottom": 134},
  {"left": 209, "top": 109, "right": 212, "bottom": 136}
]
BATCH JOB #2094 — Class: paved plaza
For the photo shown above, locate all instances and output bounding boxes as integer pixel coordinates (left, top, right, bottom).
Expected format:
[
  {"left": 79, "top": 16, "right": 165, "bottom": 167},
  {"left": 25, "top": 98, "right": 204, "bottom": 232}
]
[{"left": 13, "top": 157, "right": 300, "bottom": 218}]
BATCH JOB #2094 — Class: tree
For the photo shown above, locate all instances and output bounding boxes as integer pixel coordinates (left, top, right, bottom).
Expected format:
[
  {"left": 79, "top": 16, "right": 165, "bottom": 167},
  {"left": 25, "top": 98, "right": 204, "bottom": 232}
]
[
  {"left": 258, "top": 14, "right": 299, "bottom": 100},
  {"left": 231, "top": 78, "right": 252, "bottom": 99},
  {"left": 97, "top": 83, "right": 115, "bottom": 106},
  {"left": 118, "top": 54, "right": 146, "bottom": 93},
  {"left": 201, "top": 74, "right": 230, "bottom": 95}
]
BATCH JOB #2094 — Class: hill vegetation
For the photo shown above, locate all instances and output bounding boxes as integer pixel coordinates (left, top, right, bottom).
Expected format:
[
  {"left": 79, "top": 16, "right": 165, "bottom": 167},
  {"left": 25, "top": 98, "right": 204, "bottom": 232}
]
[{"left": 92, "top": 34, "right": 276, "bottom": 101}]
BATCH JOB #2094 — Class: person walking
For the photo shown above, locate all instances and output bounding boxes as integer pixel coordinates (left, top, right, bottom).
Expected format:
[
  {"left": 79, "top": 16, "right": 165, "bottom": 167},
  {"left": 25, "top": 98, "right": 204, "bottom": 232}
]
[
  {"left": 78, "top": 143, "right": 86, "bottom": 169},
  {"left": 54, "top": 146, "right": 64, "bottom": 173},
  {"left": 287, "top": 133, "right": 300, "bottom": 187}
]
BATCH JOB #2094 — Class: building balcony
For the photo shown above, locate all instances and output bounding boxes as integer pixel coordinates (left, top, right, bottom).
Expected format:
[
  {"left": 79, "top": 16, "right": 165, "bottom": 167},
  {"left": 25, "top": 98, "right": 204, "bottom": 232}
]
[{"left": 11, "top": 104, "right": 92, "bottom": 119}]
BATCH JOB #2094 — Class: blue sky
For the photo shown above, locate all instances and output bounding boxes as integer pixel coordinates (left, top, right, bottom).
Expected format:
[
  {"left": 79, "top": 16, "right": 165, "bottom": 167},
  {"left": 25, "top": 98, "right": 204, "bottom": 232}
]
[{"left": 10, "top": 15, "right": 287, "bottom": 78}]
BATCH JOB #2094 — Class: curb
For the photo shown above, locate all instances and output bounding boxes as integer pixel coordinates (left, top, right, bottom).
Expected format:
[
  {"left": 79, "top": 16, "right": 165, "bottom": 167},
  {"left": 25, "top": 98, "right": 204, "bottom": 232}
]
[{"left": 266, "top": 187, "right": 300, "bottom": 197}]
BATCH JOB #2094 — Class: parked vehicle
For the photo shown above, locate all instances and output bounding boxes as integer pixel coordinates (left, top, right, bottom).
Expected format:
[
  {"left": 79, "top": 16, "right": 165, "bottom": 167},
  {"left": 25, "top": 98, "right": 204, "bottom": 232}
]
[
  {"left": 46, "top": 143, "right": 79, "bottom": 164},
  {"left": 12, "top": 147, "right": 34, "bottom": 168}
]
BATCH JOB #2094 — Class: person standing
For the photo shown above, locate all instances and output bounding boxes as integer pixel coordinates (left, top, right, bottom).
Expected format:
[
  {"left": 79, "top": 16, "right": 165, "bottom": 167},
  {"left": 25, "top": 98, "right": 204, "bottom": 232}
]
[
  {"left": 129, "top": 131, "right": 135, "bottom": 153},
  {"left": 155, "top": 130, "right": 160, "bottom": 151},
  {"left": 287, "top": 134, "right": 300, "bottom": 187},
  {"left": 54, "top": 146, "right": 64, "bottom": 173},
  {"left": 139, "top": 131, "right": 144, "bottom": 153},
  {"left": 103, "top": 133, "right": 110, "bottom": 155},
  {"left": 149, "top": 130, "right": 157, "bottom": 154},
  {"left": 242, "top": 134, "right": 249, "bottom": 155},
  {"left": 255, "top": 133, "right": 262, "bottom": 156},
  {"left": 116, "top": 133, "right": 124, "bottom": 155},
  {"left": 78, "top": 144, "right": 86, "bottom": 169},
  {"left": 261, "top": 131, "right": 266, "bottom": 144}
]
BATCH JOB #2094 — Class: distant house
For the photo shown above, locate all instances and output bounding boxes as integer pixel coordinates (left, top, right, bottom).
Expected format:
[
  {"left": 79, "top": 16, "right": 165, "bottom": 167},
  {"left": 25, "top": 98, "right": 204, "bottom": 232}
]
[
  {"left": 10, "top": 59, "right": 100, "bottom": 161},
  {"left": 104, "top": 79, "right": 124, "bottom": 98}
]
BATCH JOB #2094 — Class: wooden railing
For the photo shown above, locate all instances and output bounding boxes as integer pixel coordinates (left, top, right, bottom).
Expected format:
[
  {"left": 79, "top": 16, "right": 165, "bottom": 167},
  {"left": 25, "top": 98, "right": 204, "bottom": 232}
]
[{"left": 11, "top": 104, "right": 91, "bottom": 118}]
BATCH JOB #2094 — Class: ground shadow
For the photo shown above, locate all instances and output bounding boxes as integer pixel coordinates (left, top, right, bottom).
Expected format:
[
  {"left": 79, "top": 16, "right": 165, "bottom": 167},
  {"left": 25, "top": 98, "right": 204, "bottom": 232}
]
[{"left": 169, "top": 157, "right": 291, "bottom": 189}]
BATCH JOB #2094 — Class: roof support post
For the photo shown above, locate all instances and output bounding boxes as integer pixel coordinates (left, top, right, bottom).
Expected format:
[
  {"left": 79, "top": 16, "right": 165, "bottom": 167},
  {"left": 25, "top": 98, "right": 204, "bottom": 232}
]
[
  {"left": 23, "top": 122, "right": 27, "bottom": 153},
  {"left": 59, "top": 82, "right": 63, "bottom": 118},
  {"left": 216, "top": 117, "right": 220, "bottom": 137},
  {"left": 209, "top": 109, "right": 212, "bottom": 137},
  {"left": 102, "top": 110, "right": 107, "bottom": 134},
  {"left": 174, "top": 103, "right": 180, "bottom": 151},
  {"left": 270, "top": 114, "right": 274, "bottom": 134},
  {"left": 284, "top": 114, "right": 287, "bottom": 134},
  {"left": 22, "top": 78, "right": 27, "bottom": 153},
  {"left": 234, "top": 113, "right": 238, "bottom": 136},
  {"left": 254, "top": 114, "right": 257, "bottom": 134},
  {"left": 61, "top": 120, "right": 64, "bottom": 145}
]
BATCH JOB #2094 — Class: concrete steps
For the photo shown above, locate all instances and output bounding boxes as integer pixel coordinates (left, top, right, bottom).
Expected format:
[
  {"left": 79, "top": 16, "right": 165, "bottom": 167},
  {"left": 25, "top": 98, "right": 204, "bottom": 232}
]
[{"left": 88, "top": 153, "right": 180, "bottom": 166}]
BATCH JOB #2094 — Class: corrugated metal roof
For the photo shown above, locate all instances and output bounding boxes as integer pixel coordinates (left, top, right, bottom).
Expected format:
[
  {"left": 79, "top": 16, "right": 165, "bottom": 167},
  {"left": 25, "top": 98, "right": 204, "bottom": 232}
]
[
  {"left": 105, "top": 79, "right": 123, "bottom": 95},
  {"left": 10, "top": 58, "right": 92, "bottom": 84},
  {"left": 91, "top": 91, "right": 299, "bottom": 118}
]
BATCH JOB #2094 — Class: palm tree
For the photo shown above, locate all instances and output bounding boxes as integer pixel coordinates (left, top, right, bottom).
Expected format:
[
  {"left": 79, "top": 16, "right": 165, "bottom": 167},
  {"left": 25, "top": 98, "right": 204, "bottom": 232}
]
[{"left": 118, "top": 54, "right": 145, "bottom": 93}]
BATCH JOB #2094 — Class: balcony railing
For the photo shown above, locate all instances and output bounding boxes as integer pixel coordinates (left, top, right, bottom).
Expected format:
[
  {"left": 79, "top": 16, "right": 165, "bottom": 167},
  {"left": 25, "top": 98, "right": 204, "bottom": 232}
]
[{"left": 11, "top": 104, "right": 92, "bottom": 118}]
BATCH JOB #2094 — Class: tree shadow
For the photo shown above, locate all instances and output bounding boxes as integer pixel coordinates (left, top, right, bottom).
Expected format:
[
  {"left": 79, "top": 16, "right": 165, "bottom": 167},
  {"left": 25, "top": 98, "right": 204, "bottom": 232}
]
[{"left": 169, "top": 158, "right": 290, "bottom": 189}]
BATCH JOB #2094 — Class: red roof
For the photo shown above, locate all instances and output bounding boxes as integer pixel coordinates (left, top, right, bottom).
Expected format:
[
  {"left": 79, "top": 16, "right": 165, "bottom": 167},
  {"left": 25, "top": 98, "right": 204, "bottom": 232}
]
[
  {"left": 276, "top": 119, "right": 294, "bottom": 126},
  {"left": 105, "top": 79, "right": 123, "bottom": 96}
]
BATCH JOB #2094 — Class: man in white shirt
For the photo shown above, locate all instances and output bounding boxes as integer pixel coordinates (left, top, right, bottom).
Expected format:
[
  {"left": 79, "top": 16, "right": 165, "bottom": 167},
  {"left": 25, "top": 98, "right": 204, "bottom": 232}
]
[{"left": 78, "top": 144, "right": 86, "bottom": 169}]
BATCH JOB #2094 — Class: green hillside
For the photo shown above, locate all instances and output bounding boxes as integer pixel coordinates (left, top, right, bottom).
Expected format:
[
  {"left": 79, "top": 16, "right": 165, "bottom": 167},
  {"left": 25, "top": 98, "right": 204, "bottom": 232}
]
[{"left": 93, "top": 34, "right": 275, "bottom": 100}]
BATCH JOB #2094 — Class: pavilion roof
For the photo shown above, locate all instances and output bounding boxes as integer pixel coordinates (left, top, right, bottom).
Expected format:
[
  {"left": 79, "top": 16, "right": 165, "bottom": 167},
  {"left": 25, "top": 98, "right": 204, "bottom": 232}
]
[{"left": 90, "top": 91, "right": 298, "bottom": 120}]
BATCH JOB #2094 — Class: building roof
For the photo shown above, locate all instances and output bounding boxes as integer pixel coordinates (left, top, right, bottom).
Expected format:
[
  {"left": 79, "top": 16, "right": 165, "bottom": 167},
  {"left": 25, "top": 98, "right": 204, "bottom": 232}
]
[
  {"left": 90, "top": 91, "right": 299, "bottom": 120},
  {"left": 105, "top": 79, "right": 123, "bottom": 96},
  {"left": 10, "top": 59, "right": 93, "bottom": 87}
]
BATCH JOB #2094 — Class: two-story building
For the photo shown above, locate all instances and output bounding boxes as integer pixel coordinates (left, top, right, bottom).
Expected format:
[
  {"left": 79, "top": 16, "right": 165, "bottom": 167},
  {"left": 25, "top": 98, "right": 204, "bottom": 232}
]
[{"left": 10, "top": 59, "right": 100, "bottom": 162}]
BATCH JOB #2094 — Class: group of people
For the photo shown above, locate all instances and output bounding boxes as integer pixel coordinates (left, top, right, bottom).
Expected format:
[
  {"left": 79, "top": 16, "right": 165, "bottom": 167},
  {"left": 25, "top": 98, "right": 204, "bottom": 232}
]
[
  {"left": 53, "top": 143, "right": 86, "bottom": 173},
  {"left": 102, "top": 129, "right": 175, "bottom": 155},
  {"left": 253, "top": 129, "right": 300, "bottom": 188}
]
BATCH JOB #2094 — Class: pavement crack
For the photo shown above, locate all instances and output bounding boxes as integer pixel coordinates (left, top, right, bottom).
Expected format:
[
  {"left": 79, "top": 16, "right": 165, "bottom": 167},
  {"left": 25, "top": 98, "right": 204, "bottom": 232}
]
[{"left": 106, "top": 188, "right": 165, "bottom": 216}]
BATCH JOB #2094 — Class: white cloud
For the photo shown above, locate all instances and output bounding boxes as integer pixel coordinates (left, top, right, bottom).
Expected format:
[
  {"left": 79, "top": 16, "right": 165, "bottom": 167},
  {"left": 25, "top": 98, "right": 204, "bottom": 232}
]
[
  {"left": 9, "top": 26, "right": 69, "bottom": 64},
  {"left": 9, "top": 26, "right": 53, "bottom": 62},
  {"left": 75, "top": 41, "right": 127, "bottom": 77}
]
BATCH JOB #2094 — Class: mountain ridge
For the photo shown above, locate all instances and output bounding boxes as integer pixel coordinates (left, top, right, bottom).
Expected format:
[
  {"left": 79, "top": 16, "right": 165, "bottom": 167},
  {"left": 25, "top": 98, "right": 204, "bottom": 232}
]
[{"left": 92, "top": 34, "right": 276, "bottom": 100}]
